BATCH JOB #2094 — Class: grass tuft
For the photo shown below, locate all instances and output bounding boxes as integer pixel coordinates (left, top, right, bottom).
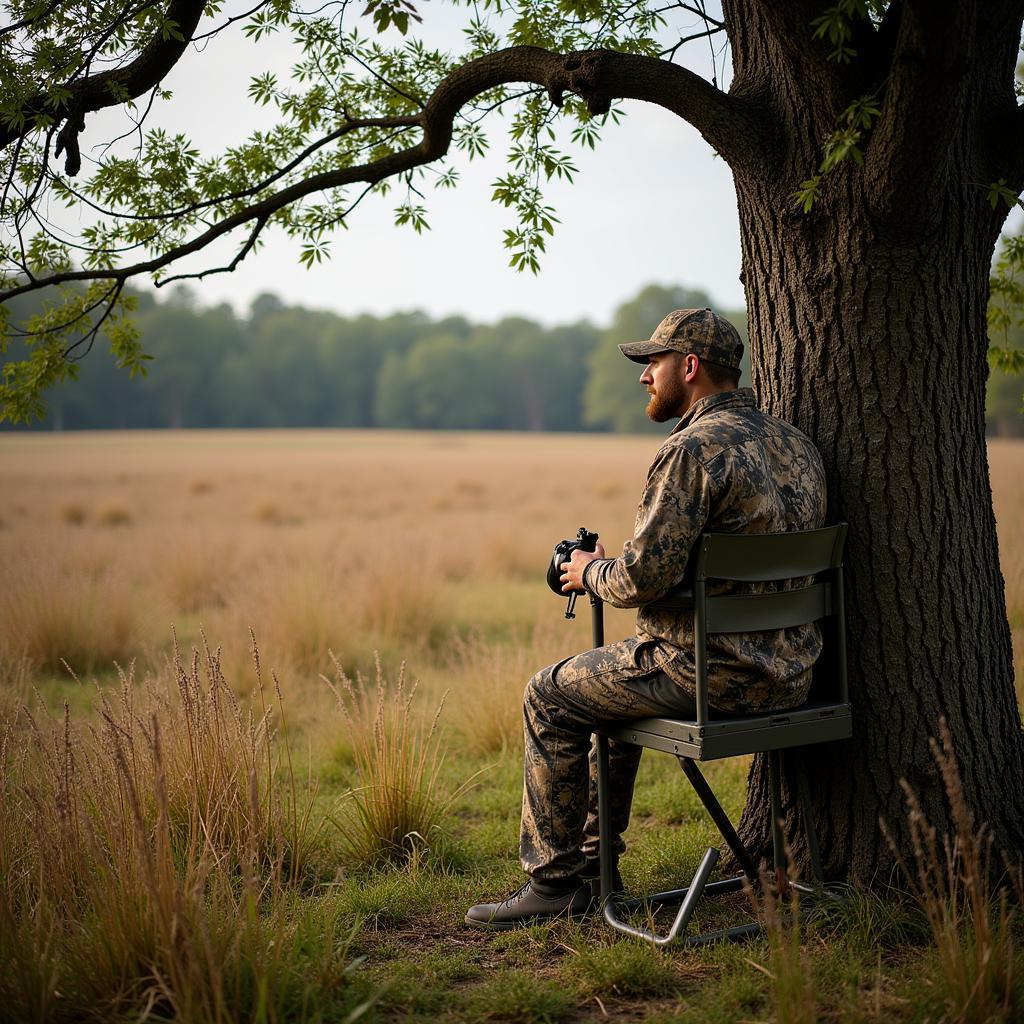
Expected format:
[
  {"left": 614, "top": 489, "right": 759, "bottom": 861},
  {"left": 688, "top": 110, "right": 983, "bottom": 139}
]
[
  {"left": 162, "top": 536, "right": 234, "bottom": 612},
  {"left": 744, "top": 853, "right": 816, "bottom": 1024},
  {"left": 448, "top": 632, "right": 534, "bottom": 755},
  {"left": 570, "top": 940, "right": 680, "bottom": 997},
  {"left": 325, "top": 653, "right": 475, "bottom": 868},
  {"left": 59, "top": 501, "right": 87, "bottom": 525},
  {"left": 883, "top": 718, "right": 1021, "bottom": 1023},
  {"left": 97, "top": 503, "right": 133, "bottom": 527},
  {"left": 815, "top": 884, "right": 930, "bottom": 952},
  {"left": 0, "top": 631, "right": 366, "bottom": 1023},
  {"left": 0, "top": 553, "right": 142, "bottom": 675}
]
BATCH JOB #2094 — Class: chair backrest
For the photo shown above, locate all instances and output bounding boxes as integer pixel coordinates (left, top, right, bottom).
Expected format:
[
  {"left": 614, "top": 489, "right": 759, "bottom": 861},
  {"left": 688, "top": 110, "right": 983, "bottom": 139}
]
[{"left": 691, "top": 523, "right": 848, "bottom": 725}]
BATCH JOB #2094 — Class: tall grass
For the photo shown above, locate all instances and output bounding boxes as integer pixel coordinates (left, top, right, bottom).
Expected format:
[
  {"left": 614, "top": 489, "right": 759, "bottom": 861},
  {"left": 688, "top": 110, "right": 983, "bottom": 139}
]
[
  {"left": 208, "top": 558, "right": 454, "bottom": 687},
  {"left": 0, "top": 551, "right": 144, "bottom": 675},
  {"left": 446, "top": 631, "right": 539, "bottom": 755},
  {"left": 0, "top": 634, "right": 369, "bottom": 1023},
  {"left": 159, "top": 532, "right": 237, "bottom": 612},
  {"left": 324, "top": 653, "right": 475, "bottom": 867},
  {"left": 883, "top": 718, "right": 1021, "bottom": 1023},
  {"left": 745, "top": 860, "right": 816, "bottom": 1024}
]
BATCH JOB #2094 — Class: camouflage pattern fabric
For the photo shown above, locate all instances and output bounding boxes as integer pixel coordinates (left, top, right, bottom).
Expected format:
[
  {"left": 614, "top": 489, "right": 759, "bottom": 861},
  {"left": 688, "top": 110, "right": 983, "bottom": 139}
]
[
  {"left": 582, "top": 387, "right": 827, "bottom": 714},
  {"left": 518, "top": 386, "right": 826, "bottom": 884},
  {"left": 618, "top": 307, "right": 745, "bottom": 368},
  {"left": 520, "top": 638, "right": 697, "bottom": 885}
]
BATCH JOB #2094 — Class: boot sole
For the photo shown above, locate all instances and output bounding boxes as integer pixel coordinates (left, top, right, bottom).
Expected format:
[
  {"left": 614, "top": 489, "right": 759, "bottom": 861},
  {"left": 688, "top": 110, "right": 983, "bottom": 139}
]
[{"left": 463, "top": 903, "right": 591, "bottom": 930}]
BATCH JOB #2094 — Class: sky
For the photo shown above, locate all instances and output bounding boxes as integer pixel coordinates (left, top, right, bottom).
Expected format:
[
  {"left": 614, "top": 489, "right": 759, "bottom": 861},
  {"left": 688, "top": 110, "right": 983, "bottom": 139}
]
[{"left": 77, "top": 2, "right": 742, "bottom": 327}]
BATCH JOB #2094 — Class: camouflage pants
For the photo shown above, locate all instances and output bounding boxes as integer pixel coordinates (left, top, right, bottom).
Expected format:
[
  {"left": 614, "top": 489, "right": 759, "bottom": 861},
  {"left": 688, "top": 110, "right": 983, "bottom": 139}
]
[{"left": 520, "top": 637, "right": 697, "bottom": 886}]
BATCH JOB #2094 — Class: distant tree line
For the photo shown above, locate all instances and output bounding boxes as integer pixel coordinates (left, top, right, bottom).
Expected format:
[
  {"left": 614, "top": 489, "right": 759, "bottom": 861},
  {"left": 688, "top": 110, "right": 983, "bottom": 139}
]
[{"left": 3, "top": 284, "right": 1020, "bottom": 434}]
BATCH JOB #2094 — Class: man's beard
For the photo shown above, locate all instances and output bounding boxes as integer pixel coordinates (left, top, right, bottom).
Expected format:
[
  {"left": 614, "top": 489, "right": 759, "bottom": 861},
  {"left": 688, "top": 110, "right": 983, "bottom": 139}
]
[{"left": 645, "top": 377, "right": 690, "bottom": 422}]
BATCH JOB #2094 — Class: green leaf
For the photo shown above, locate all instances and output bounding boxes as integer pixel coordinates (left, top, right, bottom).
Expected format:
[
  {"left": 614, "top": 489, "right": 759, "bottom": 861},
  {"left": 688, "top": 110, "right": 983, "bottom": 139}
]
[
  {"left": 792, "top": 175, "right": 822, "bottom": 213},
  {"left": 989, "top": 346, "right": 1024, "bottom": 375},
  {"left": 248, "top": 72, "right": 279, "bottom": 105},
  {"left": 394, "top": 203, "right": 428, "bottom": 233},
  {"left": 299, "top": 240, "right": 331, "bottom": 266},
  {"left": 987, "top": 179, "right": 1020, "bottom": 211}
]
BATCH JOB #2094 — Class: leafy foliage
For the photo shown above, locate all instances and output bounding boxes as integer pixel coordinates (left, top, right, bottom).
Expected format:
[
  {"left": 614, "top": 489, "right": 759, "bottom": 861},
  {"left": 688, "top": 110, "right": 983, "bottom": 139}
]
[
  {"left": 4, "top": 0, "right": 1024, "bottom": 425},
  {"left": 0, "top": 0, "right": 682, "bottom": 420},
  {"left": 988, "top": 232, "right": 1024, "bottom": 411},
  {"left": 793, "top": 2, "right": 886, "bottom": 211},
  {"left": 0, "top": 282, "right": 145, "bottom": 422},
  {"left": 809, "top": 1, "right": 887, "bottom": 64},
  {"left": 792, "top": 92, "right": 881, "bottom": 213}
]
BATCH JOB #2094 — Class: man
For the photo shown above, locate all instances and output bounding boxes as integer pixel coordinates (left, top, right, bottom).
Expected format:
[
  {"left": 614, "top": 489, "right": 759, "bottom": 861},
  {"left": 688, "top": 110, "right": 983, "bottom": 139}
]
[{"left": 465, "top": 308, "right": 826, "bottom": 929}]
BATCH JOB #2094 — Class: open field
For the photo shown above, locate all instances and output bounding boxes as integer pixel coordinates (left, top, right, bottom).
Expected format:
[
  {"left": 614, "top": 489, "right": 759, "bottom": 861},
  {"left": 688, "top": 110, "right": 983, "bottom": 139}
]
[{"left": 1, "top": 430, "right": 1022, "bottom": 1023}]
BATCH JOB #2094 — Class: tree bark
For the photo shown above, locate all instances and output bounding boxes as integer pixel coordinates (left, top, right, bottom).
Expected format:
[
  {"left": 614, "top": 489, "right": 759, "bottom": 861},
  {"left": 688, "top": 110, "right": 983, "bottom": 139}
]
[{"left": 728, "top": 123, "right": 1024, "bottom": 886}]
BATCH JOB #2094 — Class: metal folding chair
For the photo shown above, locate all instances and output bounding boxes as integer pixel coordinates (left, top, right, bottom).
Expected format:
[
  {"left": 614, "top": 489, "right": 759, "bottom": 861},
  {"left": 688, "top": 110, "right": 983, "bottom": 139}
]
[{"left": 590, "top": 523, "right": 851, "bottom": 946}]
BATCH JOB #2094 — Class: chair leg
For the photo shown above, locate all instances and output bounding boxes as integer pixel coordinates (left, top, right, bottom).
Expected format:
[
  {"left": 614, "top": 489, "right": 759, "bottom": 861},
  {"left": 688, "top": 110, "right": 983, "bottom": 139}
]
[
  {"left": 596, "top": 747, "right": 764, "bottom": 946},
  {"left": 597, "top": 747, "right": 832, "bottom": 945},
  {"left": 796, "top": 767, "right": 824, "bottom": 885},
  {"left": 677, "top": 757, "right": 758, "bottom": 882},
  {"left": 603, "top": 846, "right": 725, "bottom": 945},
  {"left": 595, "top": 733, "right": 614, "bottom": 903}
]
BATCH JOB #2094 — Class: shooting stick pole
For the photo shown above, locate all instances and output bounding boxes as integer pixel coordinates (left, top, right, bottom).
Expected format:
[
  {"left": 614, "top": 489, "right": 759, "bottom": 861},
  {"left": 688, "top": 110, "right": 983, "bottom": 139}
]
[{"left": 590, "top": 594, "right": 604, "bottom": 649}]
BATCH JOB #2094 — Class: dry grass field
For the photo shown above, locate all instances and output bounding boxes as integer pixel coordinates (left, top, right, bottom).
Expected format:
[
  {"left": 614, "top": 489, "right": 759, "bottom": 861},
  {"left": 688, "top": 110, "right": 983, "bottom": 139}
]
[
  {"left": 1, "top": 430, "right": 1021, "bottom": 707},
  {"left": 0, "top": 430, "right": 661, "bottom": 719},
  {"left": 0, "top": 429, "right": 1021, "bottom": 1023}
]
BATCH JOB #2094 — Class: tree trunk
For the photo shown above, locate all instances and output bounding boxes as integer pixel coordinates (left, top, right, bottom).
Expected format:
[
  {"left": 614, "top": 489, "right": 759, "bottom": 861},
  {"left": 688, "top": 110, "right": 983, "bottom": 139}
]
[{"left": 730, "top": 167, "right": 1024, "bottom": 883}]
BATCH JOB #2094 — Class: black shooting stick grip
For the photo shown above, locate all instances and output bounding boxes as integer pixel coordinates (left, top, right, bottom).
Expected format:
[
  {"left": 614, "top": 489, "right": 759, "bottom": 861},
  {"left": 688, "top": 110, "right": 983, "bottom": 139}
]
[{"left": 551, "top": 526, "right": 600, "bottom": 620}]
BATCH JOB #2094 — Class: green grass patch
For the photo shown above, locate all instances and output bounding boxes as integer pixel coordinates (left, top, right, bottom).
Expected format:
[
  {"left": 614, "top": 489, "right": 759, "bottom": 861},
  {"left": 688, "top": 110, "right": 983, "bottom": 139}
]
[
  {"left": 568, "top": 940, "right": 681, "bottom": 997},
  {"left": 460, "top": 971, "right": 574, "bottom": 1023}
]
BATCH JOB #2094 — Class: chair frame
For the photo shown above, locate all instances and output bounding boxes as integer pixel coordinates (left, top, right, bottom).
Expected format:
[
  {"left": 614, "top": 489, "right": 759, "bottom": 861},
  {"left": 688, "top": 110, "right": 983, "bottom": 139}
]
[{"left": 590, "top": 523, "right": 851, "bottom": 946}]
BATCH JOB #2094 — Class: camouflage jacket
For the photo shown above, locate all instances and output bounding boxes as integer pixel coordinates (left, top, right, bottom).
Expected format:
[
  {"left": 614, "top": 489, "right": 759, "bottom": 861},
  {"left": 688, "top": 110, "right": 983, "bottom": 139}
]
[{"left": 582, "top": 388, "right": 827, "bottom": 713}]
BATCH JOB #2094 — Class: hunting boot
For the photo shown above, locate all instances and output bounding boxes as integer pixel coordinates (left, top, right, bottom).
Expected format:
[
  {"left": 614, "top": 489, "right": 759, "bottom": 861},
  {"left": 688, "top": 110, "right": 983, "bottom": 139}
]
[{"left": 464, "top": 879, "right": 592, "bottom": 930}]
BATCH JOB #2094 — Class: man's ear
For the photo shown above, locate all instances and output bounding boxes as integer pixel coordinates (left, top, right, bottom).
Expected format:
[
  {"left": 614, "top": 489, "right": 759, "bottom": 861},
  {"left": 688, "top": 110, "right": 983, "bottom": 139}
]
[{"left": 683, "top": 354, "right": 700, "bottom": 382}]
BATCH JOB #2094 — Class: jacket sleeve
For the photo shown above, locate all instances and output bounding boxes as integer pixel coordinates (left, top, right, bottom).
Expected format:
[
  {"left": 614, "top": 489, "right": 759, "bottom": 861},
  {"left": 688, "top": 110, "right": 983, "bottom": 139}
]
[{"left": 583, "top": 443, "right": 712, "bottom": 608}]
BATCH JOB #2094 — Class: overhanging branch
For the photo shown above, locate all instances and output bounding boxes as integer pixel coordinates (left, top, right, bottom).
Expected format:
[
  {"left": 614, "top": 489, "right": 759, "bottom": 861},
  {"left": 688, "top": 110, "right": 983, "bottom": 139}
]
[
  {"left": 1, "top": 45, "right": 769, "bottom": 303},
  {"left": 0, "top": 0, "right": 209, "bottom": 156}
]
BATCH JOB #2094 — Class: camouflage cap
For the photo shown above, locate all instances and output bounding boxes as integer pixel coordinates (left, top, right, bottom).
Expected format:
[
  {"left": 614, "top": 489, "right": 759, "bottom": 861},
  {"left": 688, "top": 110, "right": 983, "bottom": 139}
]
[{"left": 618, "top": 308, "right": 744, "bottom": 369}]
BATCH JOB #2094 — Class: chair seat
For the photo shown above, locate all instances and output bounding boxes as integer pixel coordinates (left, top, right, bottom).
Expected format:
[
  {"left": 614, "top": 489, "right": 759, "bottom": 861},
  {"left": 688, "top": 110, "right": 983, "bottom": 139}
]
[{"left": 592, "top": 700, "right": 852, "bottom": 761}]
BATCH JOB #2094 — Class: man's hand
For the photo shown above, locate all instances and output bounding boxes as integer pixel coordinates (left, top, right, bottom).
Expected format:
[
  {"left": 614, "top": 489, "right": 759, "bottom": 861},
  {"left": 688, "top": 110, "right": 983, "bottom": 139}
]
[{"left": 560, "top": 542, "right": 606, "bottom": 592}]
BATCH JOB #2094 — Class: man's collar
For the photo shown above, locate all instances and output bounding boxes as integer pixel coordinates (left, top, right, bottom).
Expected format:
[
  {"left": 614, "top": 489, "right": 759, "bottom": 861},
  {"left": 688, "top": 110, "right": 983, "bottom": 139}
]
[{"left": 670, "top": 387, "right": 756, "bottom": 434}]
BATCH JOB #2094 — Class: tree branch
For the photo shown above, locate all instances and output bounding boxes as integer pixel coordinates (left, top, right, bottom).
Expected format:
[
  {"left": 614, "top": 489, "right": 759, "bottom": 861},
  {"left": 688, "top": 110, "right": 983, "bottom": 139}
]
[
  {"left": 64, "top": 281, "right": 124, "bottom": 361},
  {"left": 0, "top": 0, "right": 209, "bottom": 156},
  {"left": 0, "top": 0, "right": 63, "bottom": 37},
  {"left": 1, "top": 45, "right": 769, "bottom": 303},
  {"left": 659, "top": 25, "right": 726, "bottom": 65},
  {"left": 864, "top": 0, "right": 975, "bottom": 232},
  {"left": 53, "top": 115, "right": 419, "bottom": 225},
  {"left": 192, "top": 0, "right": 274, "bottom": 42},
  {"left": 160, "top": 213, "right": 269, "bottom": 285},
  {"left": 974, "top": 2, "right": 1024, "bottom": 193}
]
